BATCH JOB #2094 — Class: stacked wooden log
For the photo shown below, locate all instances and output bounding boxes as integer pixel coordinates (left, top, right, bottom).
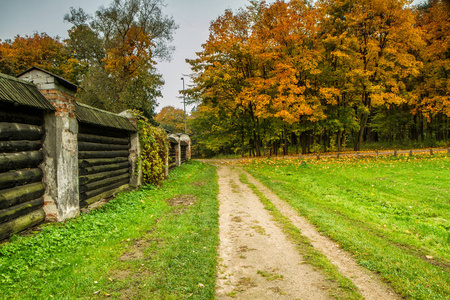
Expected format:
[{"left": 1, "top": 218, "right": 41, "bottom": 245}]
[
  {"left": 168, "top": 141, "right": 177, "bottom": 169},
  {"left": 78, "top": 124, "right": 131, "bottom": 208},
  {"left": 181, "top": 141, "right": 188, "bottom": 163},
  {"left": 0, "top": 104, "right": 46, "bottom": 240}
]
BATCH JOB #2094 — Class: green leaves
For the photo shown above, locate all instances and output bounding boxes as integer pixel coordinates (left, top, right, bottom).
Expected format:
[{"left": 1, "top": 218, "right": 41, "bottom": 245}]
[{"left": 136, "top": 113, "right": 168, "bottom": 185}]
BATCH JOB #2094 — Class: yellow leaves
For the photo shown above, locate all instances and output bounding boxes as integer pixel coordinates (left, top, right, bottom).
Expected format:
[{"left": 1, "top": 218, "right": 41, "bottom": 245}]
[
  {"left": 371, "top": 92, "right": 406, "bottom": 107},
  {"left": 331, "top": 50, "right": 349, "bottom": 60},
  {"left": 319, "top": 87, "right": 341, "bottom": 105}
]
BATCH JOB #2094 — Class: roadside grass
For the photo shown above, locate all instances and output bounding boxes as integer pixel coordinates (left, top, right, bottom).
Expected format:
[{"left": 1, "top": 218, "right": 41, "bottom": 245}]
[
  {"left": 239, "top": 173, "right": 362, "bottom": 300},
  {"left": 243, "top": 153, "right": 450, "bottom": 299},
  {"left": 0, "top": 161, "right": 218, "bottom": 300}
]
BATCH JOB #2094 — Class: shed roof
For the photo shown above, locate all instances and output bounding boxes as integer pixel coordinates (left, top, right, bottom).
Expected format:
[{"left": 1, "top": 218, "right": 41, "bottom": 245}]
[
  {"left": 75, "top": 102, "right": 136, "bottom": 132},
  {"left": 17, "top": 66, "right": 78, "bottom": 93},
  {"left": 0, "top": 73, "right": 55, "bottom": 111}
]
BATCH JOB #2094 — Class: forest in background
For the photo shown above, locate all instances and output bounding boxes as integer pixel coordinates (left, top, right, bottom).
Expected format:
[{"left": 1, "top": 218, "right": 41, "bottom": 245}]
[{"left": 185, "top": 0, "right": 450, "bottom": 157}]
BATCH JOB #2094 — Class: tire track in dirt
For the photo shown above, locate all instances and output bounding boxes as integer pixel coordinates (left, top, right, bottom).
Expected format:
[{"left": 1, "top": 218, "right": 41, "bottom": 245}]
[
  {"left": 216, "top": 165, "right": 334, "bottom": 299},
  {"left": 215, "top": 164, "right": 400, "bottom": 299}
]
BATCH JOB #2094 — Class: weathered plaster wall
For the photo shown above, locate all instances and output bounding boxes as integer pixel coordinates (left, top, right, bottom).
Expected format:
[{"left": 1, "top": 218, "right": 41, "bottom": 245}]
[{"left": 20, "top": 70, "right": 80, "bottom": 222}]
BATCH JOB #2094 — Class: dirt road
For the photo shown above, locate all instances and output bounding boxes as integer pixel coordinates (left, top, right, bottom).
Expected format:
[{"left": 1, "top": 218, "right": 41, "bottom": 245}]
[{"left": 214, "top": 164, "right": 399, "bottom": 299}]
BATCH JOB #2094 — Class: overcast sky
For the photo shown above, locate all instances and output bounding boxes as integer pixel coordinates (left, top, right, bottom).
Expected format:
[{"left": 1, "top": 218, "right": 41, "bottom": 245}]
[{"left": 0, "top": 0, "right": 272, "bottom": 113}]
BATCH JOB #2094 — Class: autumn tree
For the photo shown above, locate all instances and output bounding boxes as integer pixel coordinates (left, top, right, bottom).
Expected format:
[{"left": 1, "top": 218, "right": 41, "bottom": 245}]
[
  {"left": 187, "top": 7, "right": 263, "bottom": 156},
  {"left": 64, "top": 0, "right": 177, "bottom": 117},
  {"left": 413, "top": 0, "right": 450, "bottom": 141},
  {"left": 0, "top": 33, "right": 78, "bottom": 81},
  {"left": 155, "top": 106, "right": 188, "bottom": 133},
  {"left": 249, "top": 0, "right": 326, "bottom": 154}
]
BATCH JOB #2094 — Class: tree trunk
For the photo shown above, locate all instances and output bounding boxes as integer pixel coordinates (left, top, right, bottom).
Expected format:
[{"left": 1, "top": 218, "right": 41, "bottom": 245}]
[
  {"left": 337, "top": 130, "right": 343, "bottom": 152},
  {"left": 283, "top": 126, "right": 288, "bottom": 156},
  {"left": 355, "top": 114, "right": 369, "bottom": 151},
  {"left": 241, "top": 127, "right": 245, "bottom": 158}
]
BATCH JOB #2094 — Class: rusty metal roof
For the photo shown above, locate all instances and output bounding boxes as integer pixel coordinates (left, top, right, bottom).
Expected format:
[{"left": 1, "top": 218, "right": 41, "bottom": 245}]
[
  {"left": 0, "top": 73, "right": 55, "bottom": 111},
  {"left": 75, "top": 102, "right": 136, "bottom": 132}
]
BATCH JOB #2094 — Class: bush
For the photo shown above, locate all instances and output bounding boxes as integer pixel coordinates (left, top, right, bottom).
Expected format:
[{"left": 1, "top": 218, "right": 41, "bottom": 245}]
[{"left": 134, "top": 111, "right": 168, "bottom": 185}]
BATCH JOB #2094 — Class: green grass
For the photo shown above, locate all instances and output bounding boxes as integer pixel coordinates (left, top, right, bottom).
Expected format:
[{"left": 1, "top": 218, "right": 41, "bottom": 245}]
[
  {"left": 0, "top": 161, "right": 219, "bottom": 300},
  {"left": 243, "top": 154, "right": 450, "bottom": 300}
]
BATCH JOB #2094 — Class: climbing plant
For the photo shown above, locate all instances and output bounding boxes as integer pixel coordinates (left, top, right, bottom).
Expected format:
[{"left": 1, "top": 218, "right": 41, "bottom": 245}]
[{"left": 133, "top": 111, "right": 168, "bottom": 185}]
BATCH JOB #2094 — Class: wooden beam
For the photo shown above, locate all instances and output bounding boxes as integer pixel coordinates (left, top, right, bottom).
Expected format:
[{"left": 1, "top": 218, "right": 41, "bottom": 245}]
[
  {"left": 0, "top": 197, "right": 43, "bottom": 224},
  {"left": 0, "top": 182, "right": 45, "bottom": 210},
  {"left": 0, "top": 122, "right": 43, "bottom": 141},
  {"left": 0, "top": 140, "right": 42, "bottom": 152},
  {"left": 0, "top": 106, "right": 43, "bottom": 126},
  {"left": 0, "top": 168, "right": 42, "bottom": 190},
  {"left": 79, "top": 168, "right": 129, "bottom": 185},
  {"left": 0, "top": 151, "right": 43, "bottom": 173},
  {"left": 79, "top": 173, "right": 129, "bottom": 193},
  {"left": 79, "top": 184, "right": 129, "bottom": 208},
  {"left": 0, "top": 209, "right": 45, "bottom": 240},
  {"left": 78, "top": 150, "right": 130, "bottom": 159},
  {"left": 78, "top": 133, "right": 129, "bottom": 145},
  {"left": 79, "top": 161, "right": 130, "bottom": 176},
  {"left": 79, "top": 157, "right": 129, "bottom": 168},
  {"left": 80, "top": 179, "right": 130, "bottom": 201},
  {"left": 78, "top": 141, "right": 129, "bottom": 151}
]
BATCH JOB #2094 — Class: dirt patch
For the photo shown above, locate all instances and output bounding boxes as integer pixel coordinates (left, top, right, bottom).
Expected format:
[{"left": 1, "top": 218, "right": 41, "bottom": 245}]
[
  {"left": 117, "top": 288, "right": 136, "bottom": 300},
  {"left": 268, "top": 286, "right": 284, "bottom": 295},
  {"left": 166, "top": 194, "right": 197, "bottom": 207},
  {"left": 238, "top": 245, "right": 256, "bottom": 253},
  {"left": 237, "top": 277, "right": 257, "bottom": 289},
  {"left": 119, "top": 250, "right": 144, "bottom": 261},
  {"left": 111, "top": 269, "right": 131, "bottom": 280},
  {"left": 231, "top": 216, "right": 242, "bottom": 222},
  {"left": 190, "top": 180, "right": 207, "bottom": 187},
  {"left": 119, "top": 238, "right": 160, "bottom": 262}
]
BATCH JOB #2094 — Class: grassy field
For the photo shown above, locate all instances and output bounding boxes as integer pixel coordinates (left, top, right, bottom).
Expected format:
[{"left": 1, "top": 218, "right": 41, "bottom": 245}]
[
  {"left": 0, "top": 161, "right": 219, "bottom": 300},
  {"left": 243, "top": 153, "right": 450, "bottom": 300}
]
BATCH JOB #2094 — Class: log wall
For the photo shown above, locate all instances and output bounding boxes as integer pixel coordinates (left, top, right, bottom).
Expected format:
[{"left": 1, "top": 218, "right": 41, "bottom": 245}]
[
  {"left": 0, "top": 103, "right": 46, "bottom": 240},
  {"left": 181, "top": 143, "right": 187, "bottom": 163},
  {"left": 168, "top": 142, "right": 177, "bottom": 170},
  {"left": 78, "top": 124, "right": 131, "bottom": 208}
]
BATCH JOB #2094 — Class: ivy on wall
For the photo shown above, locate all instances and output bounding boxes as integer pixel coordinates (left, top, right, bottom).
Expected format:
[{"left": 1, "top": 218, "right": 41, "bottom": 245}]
[{"left": 133, "top": 111, "right": 168, "bottom": 185}]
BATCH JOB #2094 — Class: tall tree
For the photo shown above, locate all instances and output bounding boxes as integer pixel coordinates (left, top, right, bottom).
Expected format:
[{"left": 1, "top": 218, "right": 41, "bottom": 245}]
[{"left": 64, "top": 0, "right": 177, "bottom": 117}]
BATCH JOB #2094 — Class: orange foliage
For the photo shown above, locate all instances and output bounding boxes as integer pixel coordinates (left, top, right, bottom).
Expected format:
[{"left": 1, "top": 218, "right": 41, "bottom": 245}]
[
  {"left": 104, "top": 25, "right": 154, "bottom": 78},
  {"left": 0, "top": 33, "right": 74, "bottom": 80}
]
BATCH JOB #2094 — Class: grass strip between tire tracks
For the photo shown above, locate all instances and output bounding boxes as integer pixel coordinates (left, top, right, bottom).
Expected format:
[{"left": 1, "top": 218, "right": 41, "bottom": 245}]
[{"left": 238, "top": 172, "right": 363, "bottom": 300}]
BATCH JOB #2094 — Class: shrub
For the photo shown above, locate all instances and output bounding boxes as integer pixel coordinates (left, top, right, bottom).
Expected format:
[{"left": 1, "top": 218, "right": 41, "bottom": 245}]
[{"left": 133, "top": 111, "right": 168, "bottom": 185}]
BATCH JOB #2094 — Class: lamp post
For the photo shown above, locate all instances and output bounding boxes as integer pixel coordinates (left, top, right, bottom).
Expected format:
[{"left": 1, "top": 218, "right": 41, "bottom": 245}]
[{"left": 181, "top": 77, "right": 187, "bottom": 134}]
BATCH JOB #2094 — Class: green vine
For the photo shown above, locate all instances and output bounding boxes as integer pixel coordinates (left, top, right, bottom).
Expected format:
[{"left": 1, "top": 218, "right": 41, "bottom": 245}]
[{"left": 132, "top": 110, "right": 168, "bottom": 185}]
